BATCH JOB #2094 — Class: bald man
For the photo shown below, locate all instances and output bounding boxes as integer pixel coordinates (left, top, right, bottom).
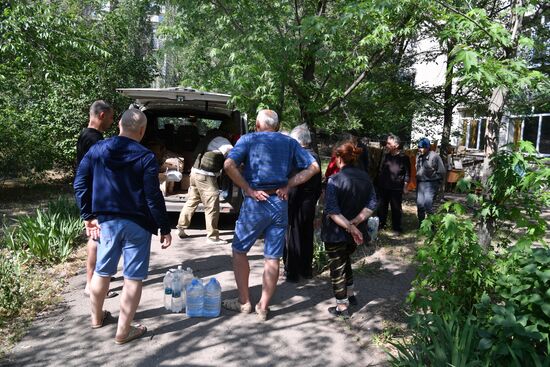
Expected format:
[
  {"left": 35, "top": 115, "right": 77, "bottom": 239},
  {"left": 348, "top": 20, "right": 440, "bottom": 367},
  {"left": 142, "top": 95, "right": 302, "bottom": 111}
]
[
  {"left": 74, "top": 109, "right": 172, "bottom": 345},
  {"left": 222, "top": 109, "right": 320, "bottom": 321}
]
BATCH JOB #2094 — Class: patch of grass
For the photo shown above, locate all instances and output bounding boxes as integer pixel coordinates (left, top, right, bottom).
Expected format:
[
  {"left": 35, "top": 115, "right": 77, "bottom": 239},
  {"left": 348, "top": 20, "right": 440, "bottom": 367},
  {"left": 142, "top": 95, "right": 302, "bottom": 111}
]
[
  {"left": 354, "top": 260, "right": 384, "bottom": 276},
  {"left": 0, "top": 189, "right": 86, "bottom": 360},
  {"left": 372, "top": 321, "right": 407, "bottom": 347},
  {"left": 0, "top": 246, "right": 86, "bottom": 360}
]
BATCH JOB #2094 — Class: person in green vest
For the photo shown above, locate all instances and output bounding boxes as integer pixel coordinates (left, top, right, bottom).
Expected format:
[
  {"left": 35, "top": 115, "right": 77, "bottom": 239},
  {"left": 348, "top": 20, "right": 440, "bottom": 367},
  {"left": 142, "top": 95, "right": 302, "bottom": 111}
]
[{"left": 176, "top": 128, "right": 233, "bottom": 245}]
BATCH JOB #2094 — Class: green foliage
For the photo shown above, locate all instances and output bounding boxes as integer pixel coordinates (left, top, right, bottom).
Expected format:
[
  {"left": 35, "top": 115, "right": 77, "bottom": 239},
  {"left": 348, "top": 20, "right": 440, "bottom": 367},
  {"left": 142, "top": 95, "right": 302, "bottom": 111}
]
[
  {"left": 2, "top": 197, "right": 83, "bottom": 264},
  {"left": 313, "top": 230, "right": 329, "bottom": 273},
  {"left": 394, "top": 144, "right": 550, "bottom": 364},
  {"left": 464, "top": 141, "right": 550, "bottom": 248},
  {"left": 474, "top": 246, "right": 550, "bottom": 364},
  {"left": 0, "top": 251, "right": 24, "bottom": 317},
  {"left": 160, "top": 0, "right": 424, "bottom": 135},
  {"left": 409, "top": 202, "right": 494, "bottom": 314},
  {"left": 0, "top": 0, "right": 157, "bottom": 178},
  {"left": 389, "top": 311, "right": 489, "bottom": 366}
]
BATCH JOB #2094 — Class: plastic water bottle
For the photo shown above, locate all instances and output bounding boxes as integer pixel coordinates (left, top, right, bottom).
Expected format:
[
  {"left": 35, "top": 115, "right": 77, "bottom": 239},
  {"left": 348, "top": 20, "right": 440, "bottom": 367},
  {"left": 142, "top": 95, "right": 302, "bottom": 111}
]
[
  {"left": 203, "top": 278, "right": 221, "bottom": 318},
  {"left": 163, "top": 270, "right": 174, "bottom": 311},
  {"left": 367, "top": 216, "right": 379, "bottom": 241},
  {"left": 181, "top": 268, "right": 194, "bottom": 310},
  {"left": 171, "top": 273, "right": 184, "bottom": 313},
  {"left": 186, "top": 278, "right": 204, "bottom": 317}
]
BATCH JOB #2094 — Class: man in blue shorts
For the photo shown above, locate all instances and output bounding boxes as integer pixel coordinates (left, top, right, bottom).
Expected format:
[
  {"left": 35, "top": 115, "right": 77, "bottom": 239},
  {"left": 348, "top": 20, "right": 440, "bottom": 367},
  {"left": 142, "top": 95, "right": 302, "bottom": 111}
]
[
  {"left": 74, "top": 108, "right": 172, "bottom": 344},
  {"left": 222, "top": 109, "right": 320, "bottom": 320}
]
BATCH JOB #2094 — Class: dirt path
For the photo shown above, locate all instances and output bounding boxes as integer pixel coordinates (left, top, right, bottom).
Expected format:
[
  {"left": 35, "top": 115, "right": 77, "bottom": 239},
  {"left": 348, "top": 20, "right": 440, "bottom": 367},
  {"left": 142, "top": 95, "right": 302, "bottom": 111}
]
[{"left": 1, "top": 201, "right": 419, "bottom": 367}]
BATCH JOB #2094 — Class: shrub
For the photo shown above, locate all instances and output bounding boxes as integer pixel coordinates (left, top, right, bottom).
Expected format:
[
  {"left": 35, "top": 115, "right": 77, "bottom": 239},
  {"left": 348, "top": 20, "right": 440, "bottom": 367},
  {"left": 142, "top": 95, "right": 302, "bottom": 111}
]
[
  {"left": 2, "top": 197, "right": 83, "bottom": 264},
  {"left": 389, "top": 311, "right": 489, "bottom": 366},
  {"left": 392, "top": 142, "right": 550, "bottom": 365},
  {"left": 408, "top": 202, "right": 495, "bottom": 314},
  {"left": 474, "top": 246, "right": 550, "bottom": 364},
  {"left": 0, "top": 251, "right": 24, "bottom": 317},
  {"left": 313, "top": 230, "right": 329, "bottom": 273}
]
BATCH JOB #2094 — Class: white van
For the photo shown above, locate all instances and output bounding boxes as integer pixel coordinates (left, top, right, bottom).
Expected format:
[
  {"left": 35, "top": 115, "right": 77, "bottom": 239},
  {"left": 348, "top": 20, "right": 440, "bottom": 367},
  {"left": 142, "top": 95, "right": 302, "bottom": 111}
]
[{"left": 117, "top": 87, "right": 247, "bottom": 213}]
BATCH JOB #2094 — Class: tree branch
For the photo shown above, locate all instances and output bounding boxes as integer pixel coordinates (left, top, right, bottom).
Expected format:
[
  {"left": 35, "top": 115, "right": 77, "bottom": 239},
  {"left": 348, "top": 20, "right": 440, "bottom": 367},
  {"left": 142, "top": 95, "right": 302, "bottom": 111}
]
[
  {"left": 210, "top": 0, "right": 245, "bottom": 34},
  {"left": 433, "top": 0, "right": 509, "bottom": 49},
  {"left": 314, "top": 49, "right": 386, "bottom": 117}
]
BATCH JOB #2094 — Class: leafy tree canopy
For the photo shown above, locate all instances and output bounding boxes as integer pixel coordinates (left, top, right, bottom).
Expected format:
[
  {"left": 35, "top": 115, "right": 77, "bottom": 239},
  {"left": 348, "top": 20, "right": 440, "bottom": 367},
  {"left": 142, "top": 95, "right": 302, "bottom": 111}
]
[{"left": 0, "top": 0, "right": 157, "bottom": 178}]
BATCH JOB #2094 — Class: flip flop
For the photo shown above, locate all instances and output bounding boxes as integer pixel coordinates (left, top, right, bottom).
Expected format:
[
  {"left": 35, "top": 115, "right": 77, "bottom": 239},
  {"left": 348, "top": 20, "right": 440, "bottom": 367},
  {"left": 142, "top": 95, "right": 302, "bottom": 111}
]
[
  {"left": 91, "top": 310, "right": 115, "bottom": 329},
  {"left": 106, "top": 290, "right": 118, "bottom": 298},
  {"left": 114, "top": 324, "right": 147, "bottom": 345}
]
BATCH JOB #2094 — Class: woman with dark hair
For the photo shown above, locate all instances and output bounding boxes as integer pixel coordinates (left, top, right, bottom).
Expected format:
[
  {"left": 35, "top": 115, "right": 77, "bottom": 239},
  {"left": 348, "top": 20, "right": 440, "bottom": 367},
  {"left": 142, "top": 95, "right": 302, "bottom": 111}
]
[{"left": 321, "top": 141, "right": 377, "bottom": 318}]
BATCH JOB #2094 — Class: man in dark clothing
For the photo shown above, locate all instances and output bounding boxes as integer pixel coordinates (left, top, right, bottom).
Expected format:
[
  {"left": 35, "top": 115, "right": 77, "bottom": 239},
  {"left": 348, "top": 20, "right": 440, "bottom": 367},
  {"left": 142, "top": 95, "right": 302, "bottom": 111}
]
[
  {"left": 377, "top": 134, "right": 410, "bottom": 233},
  {"left": 74, "top": 109, "right": 172, "bottom": 345},
  {"left": 416, "top": 137, "right": 446, "bottom": 225},
  {"left": 76, "top": 100, "right": 115, "bottom": 297}
]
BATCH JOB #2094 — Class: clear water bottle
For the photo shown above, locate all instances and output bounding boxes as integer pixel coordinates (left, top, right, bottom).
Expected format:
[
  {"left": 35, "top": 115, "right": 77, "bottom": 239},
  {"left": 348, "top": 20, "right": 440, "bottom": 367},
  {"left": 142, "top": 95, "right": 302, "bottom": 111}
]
[
  {"left": 203, "top": 278, "right": 221, "bottom": 318},
  {"left": 171, "top": 274, "right": 184, "bottom": 313},
  {"left": 186, "top": 278, "right": 204, "bottom": 317},
  {"left": 163, "top": 270, "right": 174, "bottom": 311},
  {"left": 367, "top": 216, "right": 379, "bottom": 241},
  {"left": 181, "top": 268, "right": 194, "bottom": 310}
]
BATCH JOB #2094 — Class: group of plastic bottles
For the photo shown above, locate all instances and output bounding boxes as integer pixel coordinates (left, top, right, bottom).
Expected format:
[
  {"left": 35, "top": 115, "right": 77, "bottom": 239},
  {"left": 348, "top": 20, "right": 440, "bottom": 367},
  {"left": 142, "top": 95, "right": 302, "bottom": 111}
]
[{"left": 163, "top": 266, "right": 221, "bottom": 318}]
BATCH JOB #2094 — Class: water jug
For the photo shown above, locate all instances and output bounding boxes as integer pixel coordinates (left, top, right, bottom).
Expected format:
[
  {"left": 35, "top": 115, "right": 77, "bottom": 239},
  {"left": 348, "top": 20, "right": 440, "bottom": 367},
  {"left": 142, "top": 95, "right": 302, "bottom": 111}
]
[
  {"left": 203, "top": 278, "right": 221, "bottom": 318},
  {"left": 186, "top": 278, "right": 204, "bottom": 317}
]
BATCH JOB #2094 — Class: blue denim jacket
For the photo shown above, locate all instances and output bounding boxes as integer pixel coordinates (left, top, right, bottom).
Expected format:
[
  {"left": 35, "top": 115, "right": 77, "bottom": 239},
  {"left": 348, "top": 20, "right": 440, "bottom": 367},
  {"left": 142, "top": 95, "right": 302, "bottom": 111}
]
[{"left": 321, "top": 166, "right": 377, "bottom": 243}]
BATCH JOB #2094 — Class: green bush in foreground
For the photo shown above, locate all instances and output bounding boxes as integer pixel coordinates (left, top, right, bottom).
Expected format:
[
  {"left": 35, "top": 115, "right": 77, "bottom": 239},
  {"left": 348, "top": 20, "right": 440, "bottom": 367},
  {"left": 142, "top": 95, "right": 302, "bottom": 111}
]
[
  {"left": 0, "top": 196, "right": 83, "bottom": 318},
  {"left": 0, "top": 251, "right": 24, "bottom": 316},
  {"left": 390, "top": 142, "right": 550, "bottom": 365},
  {"left": 2, "top": 197, "right": 82, "bottom": 264}
]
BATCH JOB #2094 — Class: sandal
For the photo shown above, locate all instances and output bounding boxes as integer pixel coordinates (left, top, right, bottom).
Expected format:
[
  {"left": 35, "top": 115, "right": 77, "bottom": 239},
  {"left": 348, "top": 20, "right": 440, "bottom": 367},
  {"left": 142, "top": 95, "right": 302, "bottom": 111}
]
[
  {"left": 91, "top": 310, "right": 115, "bottom": 329},
  {"left": 255, "top": 304, "right": 269, "bottom": 321},
  {"left": 114, "top": 324, "right": 147, "bottom": 345},
  {"left": 106, "top": 290, "right": 118, "bottom": 299},
  {"left": 222, "top": 298, "right": 252, "bottom": 313}
]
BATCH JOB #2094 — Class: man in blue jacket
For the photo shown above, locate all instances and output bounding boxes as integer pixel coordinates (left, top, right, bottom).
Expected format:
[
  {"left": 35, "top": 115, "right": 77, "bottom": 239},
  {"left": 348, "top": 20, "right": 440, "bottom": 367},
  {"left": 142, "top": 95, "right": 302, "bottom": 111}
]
[{"left": 74, "top": 108, "right": 172, "bottom": 345}]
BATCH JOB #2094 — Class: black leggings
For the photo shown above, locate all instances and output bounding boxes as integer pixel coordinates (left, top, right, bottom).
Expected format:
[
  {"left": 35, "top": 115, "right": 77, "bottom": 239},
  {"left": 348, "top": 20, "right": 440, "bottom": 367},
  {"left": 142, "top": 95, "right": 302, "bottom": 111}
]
[{"left": 325, "top": 241, "right": 357, "bottom": 300}]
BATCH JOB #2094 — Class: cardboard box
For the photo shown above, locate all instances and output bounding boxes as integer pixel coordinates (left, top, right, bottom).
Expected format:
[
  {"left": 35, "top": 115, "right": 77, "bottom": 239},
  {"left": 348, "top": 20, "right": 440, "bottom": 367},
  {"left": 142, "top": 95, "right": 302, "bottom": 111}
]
[
  {"left": 158, "top": 172, "right": 175, "bottom": 196},
  {"left": 179, "top": 174, "right": 190, "bottom": 191}
]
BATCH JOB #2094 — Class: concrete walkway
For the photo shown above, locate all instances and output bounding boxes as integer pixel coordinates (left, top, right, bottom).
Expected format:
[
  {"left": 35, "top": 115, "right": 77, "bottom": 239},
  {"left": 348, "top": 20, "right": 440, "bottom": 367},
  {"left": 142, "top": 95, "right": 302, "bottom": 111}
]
[{"left": 2, "top": 225, "right": 415, "bottom": 367}]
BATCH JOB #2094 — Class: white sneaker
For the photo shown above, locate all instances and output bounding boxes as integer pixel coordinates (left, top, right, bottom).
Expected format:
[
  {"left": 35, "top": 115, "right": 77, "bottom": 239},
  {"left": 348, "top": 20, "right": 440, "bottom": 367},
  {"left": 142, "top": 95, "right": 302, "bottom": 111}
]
[
  {"left": 177, "top": 228, "right": 188, "bottom": 239},
  {"left": 206, "top": 238, "right": 228, "bottom": 245}
]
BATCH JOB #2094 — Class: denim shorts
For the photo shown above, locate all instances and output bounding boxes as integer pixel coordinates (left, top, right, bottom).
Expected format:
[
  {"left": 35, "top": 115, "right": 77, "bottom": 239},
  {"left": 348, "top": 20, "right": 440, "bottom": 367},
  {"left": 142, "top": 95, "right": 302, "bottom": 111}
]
[
  {"left": 95, "top": 218, "right": 152, "bottom": 280},
  {"left": 232, "top": 196, "right": 288, "bottom": 259}
]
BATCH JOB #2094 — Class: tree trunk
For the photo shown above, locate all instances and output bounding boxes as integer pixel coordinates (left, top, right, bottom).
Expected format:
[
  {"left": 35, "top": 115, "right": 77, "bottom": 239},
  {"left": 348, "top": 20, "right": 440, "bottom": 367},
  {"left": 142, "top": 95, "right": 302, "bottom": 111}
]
[
  {"left": 440, "top": 42, "right": 455, "bottom": 169},
  {"left": 479, "top": 0, "right": 523, "bottom": 249}
]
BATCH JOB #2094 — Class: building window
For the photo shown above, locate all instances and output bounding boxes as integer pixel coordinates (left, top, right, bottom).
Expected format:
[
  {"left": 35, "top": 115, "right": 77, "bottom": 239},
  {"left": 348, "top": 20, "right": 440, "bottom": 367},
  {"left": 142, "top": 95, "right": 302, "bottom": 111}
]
[
  {"left": 508, "top": 114, "right": 550, "bottom": 155},
  {"left": 461, "top": 114, "right": 550, "bottom": 155},
  {"left": 460, "top": 117, "right": 486, "bottom": 150}
]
